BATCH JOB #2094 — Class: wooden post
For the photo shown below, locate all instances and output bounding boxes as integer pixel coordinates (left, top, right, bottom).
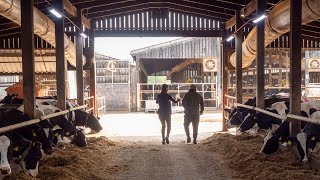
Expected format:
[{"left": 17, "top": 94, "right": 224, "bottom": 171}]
[
  {"left": 235, "top": 10, "right": 243, "bottom": 104},
  {"left": 89, "top": 28, "right": 97, "bottom": 116},
  {"left": 21, "top": 0, "right": 35, "bottom": 118},
  {"left": 289, "top": 0, "right": 302, "bottom": 136},
  {"left": 54, "top": 0, "right": 66, "bottom": 110},
  {"left": 221, "top": 23, "right": 228, "bottom": 131},
  {"left": 256, "top": 0, "right": 266, "bottom": 109},
  {"left": 76, "top": 9, "right": 84, "bottom": 105}
]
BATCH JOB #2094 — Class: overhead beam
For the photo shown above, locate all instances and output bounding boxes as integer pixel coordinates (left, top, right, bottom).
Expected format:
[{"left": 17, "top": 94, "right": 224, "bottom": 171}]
[
  {"left": 94, "top": 30, "right": 222, "bottom": 37},
  {"left": 289, "top": 0, "right": 302, "bottom": 136},
  {"left": 54, "top": 0, "right": 67, "bottom": 110},
  {"left": 21, "top": 0, "right": 35, "bottom": 118},
  {"left": 167, "top": 59, "right": 203, "bottom": 79},
  {"left": 63, "top": 0, "right": 77, "bottom": 17},
  {"left": 256, "top": 0, "right": 266, "bottom": 109},
  {"left": 225, "top": 0, "right": 257, "bottom": 29}
]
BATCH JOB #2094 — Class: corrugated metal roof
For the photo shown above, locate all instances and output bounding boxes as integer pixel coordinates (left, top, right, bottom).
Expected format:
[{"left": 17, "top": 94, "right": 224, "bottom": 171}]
[
  {"left": 0, "top": 49, "right": 56, "bottom": 74},
  {"left": 0, "top": 56, "right": 56, "bottom": 74}
]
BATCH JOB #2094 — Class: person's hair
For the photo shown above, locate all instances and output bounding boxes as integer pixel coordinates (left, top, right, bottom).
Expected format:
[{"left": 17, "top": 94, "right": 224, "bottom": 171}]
[
  {"left": 161, "top": 84, "right": 168, "bottom": 92},
  {"left": 189, "top": 84, "right": 196, "bottom": 90}
]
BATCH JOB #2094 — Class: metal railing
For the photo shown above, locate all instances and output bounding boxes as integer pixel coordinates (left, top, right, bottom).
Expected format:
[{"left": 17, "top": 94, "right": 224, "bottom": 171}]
[
  {"left": 0, "top": 105, "right": 86, "bottom": 134},
  {"left": 97, "top": 96, "right": 106, "bottom": 117}
]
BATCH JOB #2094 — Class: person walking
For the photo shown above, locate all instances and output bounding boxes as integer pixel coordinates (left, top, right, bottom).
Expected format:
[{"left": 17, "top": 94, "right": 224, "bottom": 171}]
[
  {"left": 156, "top": 84, "right": 180, "bottom": 144},
  {"left": 182, "top": 84, "right": 204, "bottom": 144}
]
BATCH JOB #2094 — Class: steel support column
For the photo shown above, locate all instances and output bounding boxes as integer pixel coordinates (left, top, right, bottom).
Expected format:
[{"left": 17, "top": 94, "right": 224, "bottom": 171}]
[
  {"left": 21, "top": 0, "right": 35, "bottom": 118},
  {"left": 76, "top": 9, "right": 84, "bottom": 105},
  {"left": 89, "top": 28, "right": 97, "bottom": 116},
  {"left": 235, "top": 10, "right": 243, "bottom": 104},
  {"left": 221, "top": 23, "right": 228, "bottom": 131},
  {"left": 289, "top": 0, "right": 302, "bottom": 136},
  {"left": 256, "top": 0, "right": 266, "bottom": 109},
  {"left": 54, "top": 0, "right": 66, "bottom": 110}
]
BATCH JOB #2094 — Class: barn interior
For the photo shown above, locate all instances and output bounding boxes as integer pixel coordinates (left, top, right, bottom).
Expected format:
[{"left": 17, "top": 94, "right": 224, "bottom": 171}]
[{"left": 0, "top": 0, "right": 320, "bottom": 179}]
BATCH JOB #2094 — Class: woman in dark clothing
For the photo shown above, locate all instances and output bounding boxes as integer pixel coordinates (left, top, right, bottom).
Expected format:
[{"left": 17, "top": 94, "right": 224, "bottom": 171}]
[{"left": 156, "top": 84, "right": 180, "bottom": 144}]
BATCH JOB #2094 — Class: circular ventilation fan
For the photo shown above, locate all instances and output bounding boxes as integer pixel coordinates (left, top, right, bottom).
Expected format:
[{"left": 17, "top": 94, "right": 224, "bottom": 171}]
[
  {"left": 205, "top": 59, "right": 216, "bottom": 70},
  {"left": 310, "top": 59, "right": 320, "bottom": 69}
]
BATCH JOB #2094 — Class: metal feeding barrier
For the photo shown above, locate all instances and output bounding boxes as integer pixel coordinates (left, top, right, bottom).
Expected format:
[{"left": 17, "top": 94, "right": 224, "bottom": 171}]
[
  {"left": 234, "top": 103, "right": 320, "bottom": 125},
  {"left": 0, "top": 105, "right": 86, "bottom": 134}
]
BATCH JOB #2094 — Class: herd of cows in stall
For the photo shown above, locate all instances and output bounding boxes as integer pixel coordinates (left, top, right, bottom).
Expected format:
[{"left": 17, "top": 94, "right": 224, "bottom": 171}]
[
  {"left": 226, "top": 95, "right": 320, "bottom": 163},
  {"left": 0, "top": 94, "right": 103, "bottom": 178}
]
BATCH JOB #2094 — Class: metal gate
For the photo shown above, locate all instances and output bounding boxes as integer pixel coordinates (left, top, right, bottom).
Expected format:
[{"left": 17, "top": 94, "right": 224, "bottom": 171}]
[{"left": 137, "top": 83, "right": 217, "bottom": 112}]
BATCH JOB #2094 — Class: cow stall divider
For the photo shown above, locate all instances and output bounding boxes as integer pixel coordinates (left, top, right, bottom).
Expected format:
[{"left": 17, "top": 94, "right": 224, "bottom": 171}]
[
  {"left": 234, "top": 103, "right": 320, "bottom": 125},
  {"left": 0, "top": 104, "right": 86, "bottom": 134}
]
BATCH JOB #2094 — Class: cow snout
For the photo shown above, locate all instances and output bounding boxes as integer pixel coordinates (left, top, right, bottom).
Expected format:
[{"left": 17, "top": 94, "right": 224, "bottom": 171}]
[
  {"left": 0, "top": 167, "right": 11, "bottom": 175},
  {"left": 57, "top": 142, "right": 65, "bottom": 149}
]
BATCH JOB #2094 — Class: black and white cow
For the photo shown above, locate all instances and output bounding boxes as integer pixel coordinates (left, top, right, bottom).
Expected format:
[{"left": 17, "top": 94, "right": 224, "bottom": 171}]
[
  {"left": 0, "top": 109, "right": 54, "bottom": 155},
  {"left": 36, "top": 104, "right": 87, "bottom": 147}
]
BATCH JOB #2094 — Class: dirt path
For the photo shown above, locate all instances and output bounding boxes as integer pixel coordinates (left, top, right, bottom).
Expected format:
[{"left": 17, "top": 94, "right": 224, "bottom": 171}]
[{"left": 108, "top": 139, "right": 233, "bottom": 180}]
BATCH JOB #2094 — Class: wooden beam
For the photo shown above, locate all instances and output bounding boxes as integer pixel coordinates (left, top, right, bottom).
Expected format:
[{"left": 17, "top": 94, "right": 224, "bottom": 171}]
[
  {"left": 235, "top": 10, "right": 243, "bottom": 104},
  {"left": 225, "top": 0, "right": 257, "bottom": 29},
  {"left": 289, "top": 0, "right": 302, "bottom": 136},
  {"left": 256, "top": 0, "right": 266, "bottom": 109},
  {"left": 21, "top": 0, "right": 35, "bottom": 118},
  {"left": 54, "top": 0, "right": 67, "bottom": 110},
  {"left": 63, "top": 0, "right": 77, "bottom": 17},
  {"left": 221, "top": 23, "right": 228, "bottom": 132},
  {"left": 94, "top": 29, "right": 221, "bottom": 37},
  {"left": 76, "top": 9, "right": 84, "bottom": 106},
  {"left": 89, "top": 28, "right": 97, "bottom": 116},
  {"left": 82, "top": 15, "right": 91, "bottom": 29},
  {"left": 167, "top": 59, "right": 202, "bottom": 79}
]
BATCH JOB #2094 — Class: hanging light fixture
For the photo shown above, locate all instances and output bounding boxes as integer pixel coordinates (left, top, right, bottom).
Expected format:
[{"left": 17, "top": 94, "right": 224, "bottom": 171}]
[
  {"left": 253, "top": 14, "right": 267, "bottom": 23},
  {"left": 48, "top": 6, "right": 62, "bottom": 18}
]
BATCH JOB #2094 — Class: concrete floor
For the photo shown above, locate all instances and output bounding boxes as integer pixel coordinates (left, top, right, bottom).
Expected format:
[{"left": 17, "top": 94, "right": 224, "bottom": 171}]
[{"left": 94, "top": 112, "right": 223, "bottom": 142}]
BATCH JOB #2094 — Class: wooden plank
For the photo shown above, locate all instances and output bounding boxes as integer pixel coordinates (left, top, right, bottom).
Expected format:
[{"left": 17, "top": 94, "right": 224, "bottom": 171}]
[
  {"left": 63, "top": 0, "right": 77, "bottom": 17},
  {"left": 225, "top": 0, "right": 257, "bottom": 29},
  {"left": 289, "top": 0, "right": 302, "bottom": 136},
  {"left": 81, "top": 15, "right": 91, "bottom": 29},
  {"left": 21, "top": 0, "right": 35, "bottom": 118},
  {"left": 54, "top": 0, "right": 66, "bottom": 110},
  {"left": 102, "top": 18, "right": 106, "bottom": 30},
  {"left": 221, "top": 23, "right": 228, "bottom": 132},
  {"left": 143, "top": 12, "right": 147, "bottom": 30},
  {"left": 125, "top": 14, "right": 129, "bottom": 30},
  {"left": 235, "top": 10, "right": 243, "bottom": 104},
  {"left": 178, "top": 13, "right": 182, "bottom": 30},
  {"left": 76, "top": 9, "right": 84, "bottom": 106},
  {"left": 256, "top": 0, "right": 266, "bottom": 109}
]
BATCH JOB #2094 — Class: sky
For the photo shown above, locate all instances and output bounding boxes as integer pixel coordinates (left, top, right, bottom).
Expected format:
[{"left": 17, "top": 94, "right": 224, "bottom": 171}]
[{"left": 95, "top": 37, "right": 181, "bottom": 63}]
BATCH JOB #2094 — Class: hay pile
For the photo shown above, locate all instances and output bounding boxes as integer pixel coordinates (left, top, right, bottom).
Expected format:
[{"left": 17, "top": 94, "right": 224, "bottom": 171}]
[
  {"left": 202, "top": 133, "right": 320, "bottom": 180},
  {"left": 6, "top": 137, "right": 126, "bottom": 180}
]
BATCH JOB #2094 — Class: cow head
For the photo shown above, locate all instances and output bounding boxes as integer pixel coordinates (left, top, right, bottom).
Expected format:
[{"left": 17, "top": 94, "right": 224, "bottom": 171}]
[
  {"left": 33, "top": 127, "right": 53, "bottom": 155},
  {"left": 0, "top": 135, "right": 12, "bottom": 176},
  {"left": 260, "top": 132, "right": 280, "bottom": 154},
  {"left": 239, "top": 113, "right": 256, "bottom": 132},
  {"left": 74, "top": 110, "right": 102, "bottom": 132},
  {"left": 71, "top": 129, "right": 87, "bottom": 147},
  {"left": 19, "top": 141, "right": 42, "bottom": 177},
  {"left": 52, "top": 127, "right": 65, "bottom": 149},
  {"left": 226, "top": 112, "right": 242, "bottom": 128}
]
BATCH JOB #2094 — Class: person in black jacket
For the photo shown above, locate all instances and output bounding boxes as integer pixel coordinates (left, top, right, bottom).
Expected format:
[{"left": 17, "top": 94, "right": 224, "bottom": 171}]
[
  {"left": 182, "top": 84, "right": 204, "bottom": 144},
  {"left": 156, "top": 84, "right": 180, "bottom": 144}
]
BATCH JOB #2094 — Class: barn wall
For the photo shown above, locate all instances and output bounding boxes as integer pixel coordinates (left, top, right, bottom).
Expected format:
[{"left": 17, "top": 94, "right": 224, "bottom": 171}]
[{"left": 97, "top": 84, "right": 130, "bottom": 111}]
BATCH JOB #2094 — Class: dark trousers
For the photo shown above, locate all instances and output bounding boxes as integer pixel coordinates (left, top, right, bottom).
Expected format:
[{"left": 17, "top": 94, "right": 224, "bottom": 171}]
[{"left": 184, "top": 114, "right": 200, "bottom": 139}]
